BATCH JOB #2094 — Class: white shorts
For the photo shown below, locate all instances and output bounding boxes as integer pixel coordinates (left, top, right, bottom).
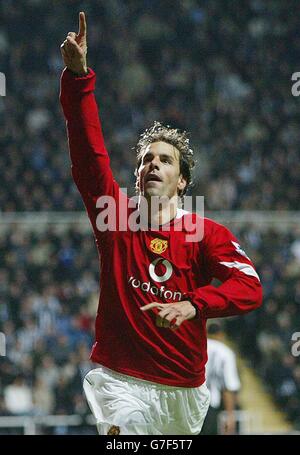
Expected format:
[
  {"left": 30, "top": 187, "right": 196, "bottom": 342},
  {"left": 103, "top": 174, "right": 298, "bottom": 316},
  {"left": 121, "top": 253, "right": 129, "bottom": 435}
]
[{"left": 83, "top": 365, "right": 210, "bottom": 435}]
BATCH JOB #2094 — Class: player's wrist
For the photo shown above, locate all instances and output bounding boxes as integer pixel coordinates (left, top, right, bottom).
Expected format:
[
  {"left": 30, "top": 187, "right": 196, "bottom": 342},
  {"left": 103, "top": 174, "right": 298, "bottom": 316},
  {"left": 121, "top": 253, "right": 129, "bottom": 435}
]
[
  {"left": 76, "top": 66, "right": 88, "bottom": 76},
  {"left": 67, "top": 64, "right": 88, "bottom": 77},
  {"left": 187, "top": 301, "right": 199, "bottom": 319}
]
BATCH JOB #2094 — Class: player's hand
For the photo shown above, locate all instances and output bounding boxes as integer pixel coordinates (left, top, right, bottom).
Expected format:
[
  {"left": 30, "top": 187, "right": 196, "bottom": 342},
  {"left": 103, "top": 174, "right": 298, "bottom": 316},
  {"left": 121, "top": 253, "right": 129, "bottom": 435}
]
[
  {"left": 140, "top": 300, "right": 197, "bottom": 330},
  {"left": 60, "top": 11, "right": 88, "bottom": 76}
]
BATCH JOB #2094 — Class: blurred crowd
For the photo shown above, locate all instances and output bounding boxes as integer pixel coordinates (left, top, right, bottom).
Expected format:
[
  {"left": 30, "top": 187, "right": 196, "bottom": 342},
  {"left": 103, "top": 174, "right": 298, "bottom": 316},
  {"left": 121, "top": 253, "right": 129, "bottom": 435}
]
[
  {"left": 0, "top": 0, "right": 300, "bottom": 211},
  {"left": 225, "top": 223, "right": 300, "bottom": 429},
  {"left": 0, "top": 227, "right": 98, "bottom": 432},
  {"left": 0, "top": 0, "right": 300, "bottom": 434}
]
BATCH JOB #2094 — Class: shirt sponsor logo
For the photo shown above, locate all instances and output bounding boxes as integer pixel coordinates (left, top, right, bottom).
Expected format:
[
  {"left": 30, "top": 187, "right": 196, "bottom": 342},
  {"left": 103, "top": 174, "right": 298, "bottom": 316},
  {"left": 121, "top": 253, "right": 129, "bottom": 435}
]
[
  {"left": 128, "top": 276, "right": 182, "bottom": 302},
  {"left": 149, "top": 257, "right": 172, "bottom": 283},
  {"left": 149, "top": 238, "right": 168, "bottom": 254},
  {"left": 128, "top": 258, "right": 182, "bottom": 301}
]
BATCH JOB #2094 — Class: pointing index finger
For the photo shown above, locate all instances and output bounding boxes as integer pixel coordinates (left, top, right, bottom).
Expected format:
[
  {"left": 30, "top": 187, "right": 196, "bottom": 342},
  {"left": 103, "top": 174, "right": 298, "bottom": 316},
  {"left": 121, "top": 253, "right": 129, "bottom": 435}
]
[
  {"left": 140, "top": 302, "right": 160, "bottom": 311},
  {"left": 78, "top": 11, "right": 87, "bottom": 37},
  {"left": 140, "top": 302, "right": 172, "bottom": 312}
]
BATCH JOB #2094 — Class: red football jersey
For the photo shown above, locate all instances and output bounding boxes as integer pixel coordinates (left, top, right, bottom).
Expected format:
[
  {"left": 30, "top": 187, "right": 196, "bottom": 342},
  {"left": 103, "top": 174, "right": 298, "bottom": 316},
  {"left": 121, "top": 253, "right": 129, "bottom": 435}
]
[{"left": 60, "top": 68, "right": 262, "bottom": 387}]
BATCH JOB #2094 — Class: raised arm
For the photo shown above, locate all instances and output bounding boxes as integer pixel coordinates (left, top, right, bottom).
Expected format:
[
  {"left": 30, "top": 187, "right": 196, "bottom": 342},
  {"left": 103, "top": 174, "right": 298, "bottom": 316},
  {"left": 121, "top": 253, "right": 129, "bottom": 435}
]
[{"left": 59, "top": 13, "right": 121, "bottom": 234}]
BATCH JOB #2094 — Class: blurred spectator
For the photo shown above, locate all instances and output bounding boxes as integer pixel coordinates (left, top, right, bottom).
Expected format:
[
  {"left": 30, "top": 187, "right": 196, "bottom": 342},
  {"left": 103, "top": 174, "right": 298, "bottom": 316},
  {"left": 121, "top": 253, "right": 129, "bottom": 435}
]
[
  {"left": 4, "top": 375, "right": 33, "bottom": 416},
  {"left": 201, "top": 321, "right": 241, "bottom": 435},
  {"left": 32, "top": 378, "right": 54, "bottom": 416}
]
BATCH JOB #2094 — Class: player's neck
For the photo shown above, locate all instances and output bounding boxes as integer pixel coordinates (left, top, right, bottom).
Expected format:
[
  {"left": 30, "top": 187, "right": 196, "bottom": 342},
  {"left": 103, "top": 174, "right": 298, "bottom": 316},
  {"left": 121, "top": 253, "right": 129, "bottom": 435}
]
[
  {"left": 138, "top": 194, "right": 179, "bottom": 227},
  {"left": 148, "top": 195, "right": 178, "bottom": 227}
]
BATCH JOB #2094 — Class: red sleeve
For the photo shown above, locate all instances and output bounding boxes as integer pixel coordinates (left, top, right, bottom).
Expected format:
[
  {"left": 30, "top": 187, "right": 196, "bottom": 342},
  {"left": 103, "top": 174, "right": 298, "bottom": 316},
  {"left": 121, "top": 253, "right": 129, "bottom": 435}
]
[
  {"left": 185, "top": 220, "right": 263, "bottom": 318},
  {"left": 59, "top": 67, "right": 122, "bottom": 234}
]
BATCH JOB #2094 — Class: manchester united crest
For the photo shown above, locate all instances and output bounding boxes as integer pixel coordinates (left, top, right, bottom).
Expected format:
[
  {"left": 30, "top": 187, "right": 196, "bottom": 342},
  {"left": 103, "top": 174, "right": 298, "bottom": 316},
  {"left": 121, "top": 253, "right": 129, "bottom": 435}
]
[
  {"left": 150, "top": 238, "right": 168, "bottom": 254},
  {"left": 107, "top": 425, "right": 120, "bottom": 435}
]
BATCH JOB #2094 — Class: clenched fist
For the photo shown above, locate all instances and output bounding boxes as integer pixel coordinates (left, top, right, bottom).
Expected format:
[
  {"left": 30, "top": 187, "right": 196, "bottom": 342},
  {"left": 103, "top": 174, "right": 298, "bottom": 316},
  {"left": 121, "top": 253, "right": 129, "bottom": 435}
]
[{"left": 60, "top": 12, "right": 88, "bottom": 76}]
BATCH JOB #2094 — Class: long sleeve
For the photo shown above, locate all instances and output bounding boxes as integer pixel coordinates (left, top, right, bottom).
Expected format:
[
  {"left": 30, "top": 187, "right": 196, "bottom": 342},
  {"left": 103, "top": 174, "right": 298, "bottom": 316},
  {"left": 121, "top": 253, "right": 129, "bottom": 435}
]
[
  {"left": 185, "top": 220, "right": 263, "bottom": 318},
  {"left": 59, "top": 67, "right": 121, "bottom": 234}
]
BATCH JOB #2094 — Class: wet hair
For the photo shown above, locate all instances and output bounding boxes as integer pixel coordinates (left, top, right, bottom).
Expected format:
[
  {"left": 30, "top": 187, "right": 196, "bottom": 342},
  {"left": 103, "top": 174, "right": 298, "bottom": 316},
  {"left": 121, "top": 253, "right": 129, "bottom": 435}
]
[{"left": 134, "top": 121, "right": 195, "bottom": 197}]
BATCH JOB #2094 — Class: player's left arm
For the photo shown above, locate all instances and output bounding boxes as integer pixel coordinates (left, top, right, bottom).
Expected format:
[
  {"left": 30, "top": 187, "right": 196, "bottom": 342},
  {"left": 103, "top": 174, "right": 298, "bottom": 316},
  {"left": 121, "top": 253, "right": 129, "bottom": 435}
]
[
  {"left": 140, "top": 222, "right": 262, "bottom": 328},
  {"left": 185, "top": 221, "right": 263, "bottom": 319}
]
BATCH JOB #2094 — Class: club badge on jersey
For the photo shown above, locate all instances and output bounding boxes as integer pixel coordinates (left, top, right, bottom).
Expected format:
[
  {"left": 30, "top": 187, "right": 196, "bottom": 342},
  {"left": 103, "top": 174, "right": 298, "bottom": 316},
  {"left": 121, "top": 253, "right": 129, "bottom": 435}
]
[{"left": 149, "top": 238, "right": 168, "bottom": 254}]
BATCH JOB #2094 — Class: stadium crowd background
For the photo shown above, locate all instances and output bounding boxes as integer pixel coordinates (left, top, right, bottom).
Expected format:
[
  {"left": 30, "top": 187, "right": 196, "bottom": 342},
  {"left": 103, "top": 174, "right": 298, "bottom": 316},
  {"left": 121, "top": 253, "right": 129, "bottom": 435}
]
[{"left": 0, "top": 0, "right": 300, "bottom": 432}]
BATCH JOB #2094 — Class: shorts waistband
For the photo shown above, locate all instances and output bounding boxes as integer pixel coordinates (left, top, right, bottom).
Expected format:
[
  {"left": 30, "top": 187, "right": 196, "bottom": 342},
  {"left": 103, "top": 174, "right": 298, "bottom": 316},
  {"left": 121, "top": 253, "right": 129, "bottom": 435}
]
[{"left": 97, "top": 364, "right": 205, "bottom": 391}]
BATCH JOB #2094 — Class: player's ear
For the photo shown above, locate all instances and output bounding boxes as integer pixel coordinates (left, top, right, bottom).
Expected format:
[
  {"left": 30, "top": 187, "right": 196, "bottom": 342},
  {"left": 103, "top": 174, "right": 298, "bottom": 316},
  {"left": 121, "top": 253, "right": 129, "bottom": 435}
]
[{"left": 177, "top": 175, "right": 187, "bottom": 193}]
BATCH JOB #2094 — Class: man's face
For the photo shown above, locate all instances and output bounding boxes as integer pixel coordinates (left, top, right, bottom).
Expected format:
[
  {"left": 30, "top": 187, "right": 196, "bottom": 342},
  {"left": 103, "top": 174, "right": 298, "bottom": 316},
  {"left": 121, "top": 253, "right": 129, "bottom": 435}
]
[{"left": 137, "top": 141, "right": 186, "bottom": 199}]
